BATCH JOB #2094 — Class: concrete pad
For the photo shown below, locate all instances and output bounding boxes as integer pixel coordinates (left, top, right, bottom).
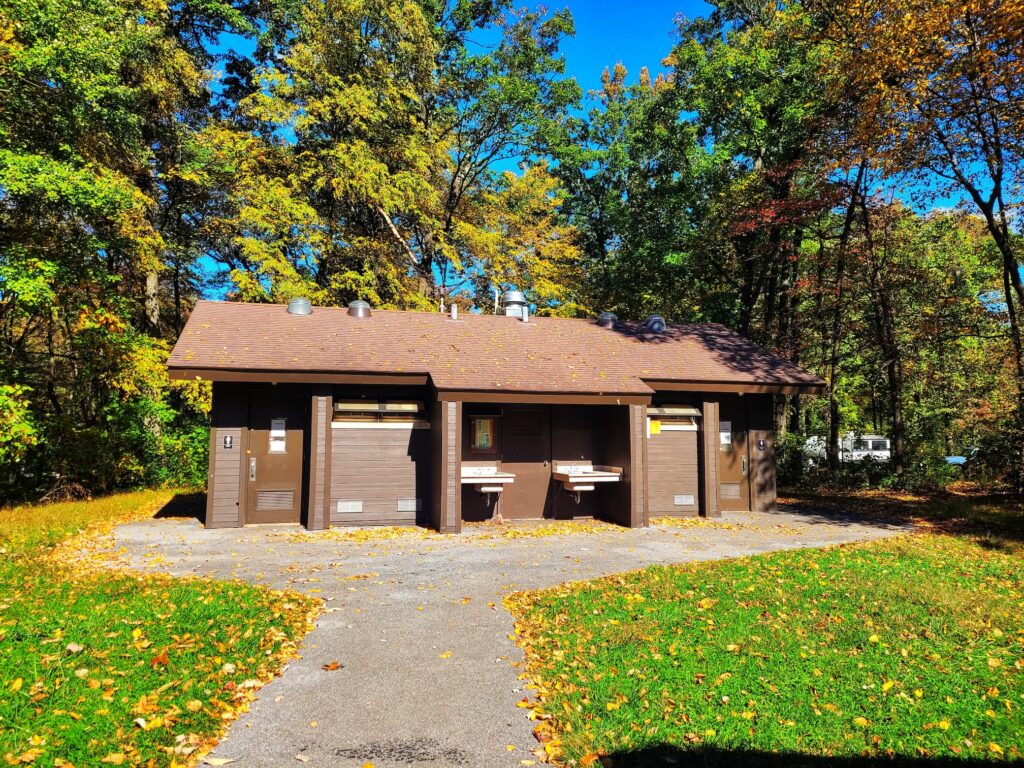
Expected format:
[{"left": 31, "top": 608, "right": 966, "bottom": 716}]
[{"left": 108, "top": 506, "right": 909, "bottom": 768}]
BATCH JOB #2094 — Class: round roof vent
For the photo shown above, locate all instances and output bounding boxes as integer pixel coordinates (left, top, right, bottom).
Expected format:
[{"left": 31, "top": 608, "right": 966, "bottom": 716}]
[
  {"left": 596, "top": 311, "right": 618, "bottom": 329},
  {"left": 644, "top": 314, "right": 667, "bottom": 333},
  {"left": 287, "top": 297, "right": 312, "bottom": 316},
  {"left": 347, "top": 300, "right": 371, "bottom": 318}
]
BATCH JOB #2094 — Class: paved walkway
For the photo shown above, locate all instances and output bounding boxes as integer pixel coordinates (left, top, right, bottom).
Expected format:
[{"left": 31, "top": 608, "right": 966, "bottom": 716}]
[{"left": 109, "top": 507, "right": 908, "bottom": 768}]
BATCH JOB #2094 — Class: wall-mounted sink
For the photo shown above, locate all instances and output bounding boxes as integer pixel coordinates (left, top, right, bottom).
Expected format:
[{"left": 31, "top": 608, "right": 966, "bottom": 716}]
[
  {"left": 552, "top": 463, "right": 622, "bottom": 493},
  {"left": 461, "top": 465, "right": 516, "bottom": 493}
]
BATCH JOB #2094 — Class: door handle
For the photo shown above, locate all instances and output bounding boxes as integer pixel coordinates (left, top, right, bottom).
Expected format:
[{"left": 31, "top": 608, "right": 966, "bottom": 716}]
[
  {"left": 249, "top": 458, "right": 257, "bottom": 481},
  {"left": 741, "top": 456, "right": 748, "bottom": 475}
]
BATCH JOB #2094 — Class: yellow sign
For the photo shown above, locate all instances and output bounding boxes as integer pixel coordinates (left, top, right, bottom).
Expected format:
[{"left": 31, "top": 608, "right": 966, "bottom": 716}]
[{"left": 650, "top": 419, "right": 662, "bottom": 435}]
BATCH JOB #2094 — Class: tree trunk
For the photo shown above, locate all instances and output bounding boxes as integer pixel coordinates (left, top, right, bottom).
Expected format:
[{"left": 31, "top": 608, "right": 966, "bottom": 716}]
[
  {"left": 827, "top": 163, "right": 867, "bottom": 471},
  {"left": 144, "top": 269, "right": 160, "bottom": 333}
]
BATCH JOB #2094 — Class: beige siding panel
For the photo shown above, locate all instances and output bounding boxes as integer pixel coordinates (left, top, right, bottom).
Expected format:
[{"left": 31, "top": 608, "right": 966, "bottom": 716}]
[
  {"left": 647, "top": 428, "right": 699, "bottom": 516},
  {"left": 330, "top": 427, "right": 429, "bottom": 524}
]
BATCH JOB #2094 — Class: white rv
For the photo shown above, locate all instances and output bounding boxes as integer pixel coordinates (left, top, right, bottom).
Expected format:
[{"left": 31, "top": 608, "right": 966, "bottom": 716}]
[{"left": 804, "top": 433, "right": 891, "bottom": 465}]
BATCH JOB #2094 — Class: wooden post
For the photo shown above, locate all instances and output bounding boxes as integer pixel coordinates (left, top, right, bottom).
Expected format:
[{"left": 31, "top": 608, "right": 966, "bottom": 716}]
[
  {"left": 701, "top": 400, "right": 721, "bottom": 518},
  {"left": 433, "top": 398, "right": 462, "bottom": 532},
  {"left": 307, "top": 386, "right": 332, "bottom": 530}
]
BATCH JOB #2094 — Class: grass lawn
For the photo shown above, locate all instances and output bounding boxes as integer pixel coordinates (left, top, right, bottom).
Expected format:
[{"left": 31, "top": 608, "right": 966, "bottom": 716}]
[
  {"left": 507, "top": 493, "right": 1024, "bottom": 767},
  {"left": 0, "top": 490, "right": 319, "bottom": 767}
]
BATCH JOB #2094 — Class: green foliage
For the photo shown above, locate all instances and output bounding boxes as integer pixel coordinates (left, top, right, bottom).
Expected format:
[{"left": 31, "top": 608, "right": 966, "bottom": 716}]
[{"left": 0, "top": 385, "right": 37, "bottom": 467}]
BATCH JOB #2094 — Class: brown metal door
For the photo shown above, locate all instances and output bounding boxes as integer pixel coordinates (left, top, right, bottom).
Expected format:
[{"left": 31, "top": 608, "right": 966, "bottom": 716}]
[
  {"left": 500, "top": 406, "right": 552, "bottom": 519},
  {"left": 717, "top": 398, "right": 751, "bottom": 511},
  {"left": 245, "top": 393, "right": 305, "bottom": 524}
]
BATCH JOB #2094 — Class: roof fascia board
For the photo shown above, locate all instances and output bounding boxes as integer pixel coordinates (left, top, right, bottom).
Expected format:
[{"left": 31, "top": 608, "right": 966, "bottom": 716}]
[
  {"left": 436, "top": 391, "right": 652, "bottom": 405},
  {"left": 645, "top": 379, "right": 825, "bottom": 395},
  {"left": 168, "top": 368, "right": 430, "bottom": 386}
]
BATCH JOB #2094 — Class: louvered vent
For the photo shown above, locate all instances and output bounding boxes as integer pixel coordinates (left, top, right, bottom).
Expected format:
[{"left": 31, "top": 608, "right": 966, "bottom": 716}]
[
  {"left": 673, "top": 494, "right": 695, "bottom": 507},
  {"left": 337, "top": 500, "right": 363, "bottom": 514},
  {"left": 256, "top": 490, "right": 294, "bottom": 511},
  {"left": 720, "top": 483, "right": 741, "bottom": 500},
  {"left": 397, "top": 498, "right": 421, "bottom": 513}
]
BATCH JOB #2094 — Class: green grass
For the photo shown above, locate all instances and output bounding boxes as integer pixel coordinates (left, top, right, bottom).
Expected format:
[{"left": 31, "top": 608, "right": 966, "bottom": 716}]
[
  {"left": 508, "top": 495, "right": 1024, "bottom": 767},
  {"left": 0, "top": 490, "right": 318, "bottom": 767}
]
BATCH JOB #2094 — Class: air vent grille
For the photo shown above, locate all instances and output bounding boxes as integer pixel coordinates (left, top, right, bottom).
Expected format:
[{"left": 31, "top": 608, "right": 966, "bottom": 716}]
[
  {"left": 256, "top": 490, "right": 294, "bottom": 511},
  {"left": 337, "top": 500, "right": 363, "bottom": 514},
  {"left": 720, "top": 483, "right": 741, "bottom": 500},
  {"left": 673, "top": 494, "right": 695, "bottom": 507}
]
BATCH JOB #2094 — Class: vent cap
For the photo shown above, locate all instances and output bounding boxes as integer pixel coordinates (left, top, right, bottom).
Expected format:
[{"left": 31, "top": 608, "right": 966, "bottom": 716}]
[
  {"left": 597, "top": 311, "right": 618, "bottom": 329},
  {"left": 287, "top": 297, "right": 312, "bottom": 316},
  {"left": 644, "top": 314, "right": 667, "bottom": 333},
  {"left": 348, "top": 300, "right": 371, "bottom": 318},
  {"left": 501, "top": 290, "right": 527, "bottom": 317}
]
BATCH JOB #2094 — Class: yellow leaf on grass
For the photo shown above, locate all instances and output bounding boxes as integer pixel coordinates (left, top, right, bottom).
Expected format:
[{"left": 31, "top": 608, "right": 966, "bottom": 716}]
[
  {"left": 100, "top": 755, "right": 125, "bottom": 765},
  {"left": 853, "top": 717, "right": 869, "bottom": 727},
  {"left": 868, "top": 635, "right": 879, "bottom": 643},
  {"left": 882, "top": 681, "right": 895, "bottom": 692},
  {"left": 9, "top": 678, "right": 22, "bottom": 692},
  {"left": 186, "top": 700, "right": 203, "bottom": 712}
]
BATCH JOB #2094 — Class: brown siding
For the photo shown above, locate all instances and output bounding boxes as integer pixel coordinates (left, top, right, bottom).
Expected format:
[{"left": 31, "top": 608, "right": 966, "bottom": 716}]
[
  {"left": 630, "top": 404, "right": 647, "bottom": 527},
  {"left": 647, "top": 428, "right": 699, "bottom": 516},
  {"left": 329, "top": 426, "right": 430, "bottom": 525},
  {"left": 748, "top": 394, "right": 777, "bottom": 512},
  {"left": 206, "top": 383, "right": 246, "bottom": 528},
  {"left": 308, "top": 388, "right": 331, "bottom": 529},
  {"left": 441, "top": 401, "right": 462, "bottom": 531},
  {"left": 701, "top": 399, "right": 721, "bottom": 518}
]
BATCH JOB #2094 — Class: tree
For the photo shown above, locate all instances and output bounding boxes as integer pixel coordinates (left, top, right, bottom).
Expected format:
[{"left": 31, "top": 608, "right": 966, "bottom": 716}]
[
  {"left": 808, "top": 0, "right": 1024, "bottom": 488},
  {"left": 217, "top": 0, "right": 582, "bottom": 309}
]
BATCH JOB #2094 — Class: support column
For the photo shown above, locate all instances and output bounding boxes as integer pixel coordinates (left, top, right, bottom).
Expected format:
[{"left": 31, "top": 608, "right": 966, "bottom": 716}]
[
  {"left": 432, "top": 398, "right": 462, "bottom": 532},
  {"left": 629, "top": 403, "right": 648, "bottom": 527},
  {"left": 307, "top": 386, "right": 332, "bottom": 530},
  {"left": 701, "top": 399, "right": 721, "bottom": 518}
]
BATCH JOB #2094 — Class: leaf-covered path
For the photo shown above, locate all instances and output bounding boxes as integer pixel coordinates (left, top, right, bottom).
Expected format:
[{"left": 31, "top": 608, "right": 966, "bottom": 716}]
[{"left": 105, "top": 507, "right": 907, "bottom": 768}]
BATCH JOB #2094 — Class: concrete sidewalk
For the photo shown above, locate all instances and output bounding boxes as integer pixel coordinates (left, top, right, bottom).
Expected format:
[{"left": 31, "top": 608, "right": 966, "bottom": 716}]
[{"left": 109, "top": 507, "right": 908, "bottom": 768}]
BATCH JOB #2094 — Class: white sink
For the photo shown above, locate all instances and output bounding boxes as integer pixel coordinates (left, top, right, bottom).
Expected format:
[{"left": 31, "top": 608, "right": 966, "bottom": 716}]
[
  {"left": 552, "top": 464, "right": 622, "bottom": 492},
  {"left": 461, "top": 466, "right": 515, "bottom": 489}
]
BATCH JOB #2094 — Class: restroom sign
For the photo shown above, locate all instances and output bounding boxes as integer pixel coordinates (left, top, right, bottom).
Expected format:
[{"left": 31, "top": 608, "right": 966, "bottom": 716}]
[{"left": 719, "top": 421, "right": 732, "bottom": 448}]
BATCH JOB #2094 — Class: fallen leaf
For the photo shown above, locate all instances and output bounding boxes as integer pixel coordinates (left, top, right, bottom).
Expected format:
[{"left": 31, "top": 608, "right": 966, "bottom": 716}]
[
  {"left": 65, "top": 642, "right": 84, "bottom": 653},
  {"left": 322, "top": 661, "right": 342, "bottom": 671}
]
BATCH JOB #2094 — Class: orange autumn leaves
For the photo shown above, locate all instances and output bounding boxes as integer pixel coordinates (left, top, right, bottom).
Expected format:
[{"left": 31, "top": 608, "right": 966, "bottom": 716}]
[{"left": 1, "top": 491, "right": 321, "bottom": 768}]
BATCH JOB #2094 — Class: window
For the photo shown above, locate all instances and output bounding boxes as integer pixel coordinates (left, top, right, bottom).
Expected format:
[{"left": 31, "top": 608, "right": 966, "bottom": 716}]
[
  {"left": 269, "top": 418, "right": 287, "bottom": 453},
  {"left": 332, "top": 400, "right": 426, "bottom": 427},
  {"left": 871, "top": 440, "right": 889, "bottom": 452},
  {"left": 471, "top": 417, "right": 497, "bottom": 453}
]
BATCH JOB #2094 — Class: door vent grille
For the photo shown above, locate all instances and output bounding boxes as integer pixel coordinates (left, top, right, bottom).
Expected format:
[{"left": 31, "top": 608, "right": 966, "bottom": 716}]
[
  {"left": 720, "top": 483, "right": 741, "bottom": 500},
  {"left": 397, "top": 498, "right": 422, "bottom": 513},
  {"left": 673, "top": 494, "right": 695, "bottom": 507},
  {"left": 256, "top": 490, "right": 294, "bottom": 511},
  {"left": 337, "top": 500, "right": 363, "bottom": 514}
]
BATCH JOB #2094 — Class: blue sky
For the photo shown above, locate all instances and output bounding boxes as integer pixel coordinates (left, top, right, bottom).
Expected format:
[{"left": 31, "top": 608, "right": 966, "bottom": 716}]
[{"left": 555, "top": 1, "right": 710, "bottom": 95}]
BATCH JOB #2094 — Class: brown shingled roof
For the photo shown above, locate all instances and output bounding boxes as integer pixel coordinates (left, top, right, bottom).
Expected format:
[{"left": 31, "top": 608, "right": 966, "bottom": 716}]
[{"left": 167, "top": 301, "right": 825, "bottom": 395}]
